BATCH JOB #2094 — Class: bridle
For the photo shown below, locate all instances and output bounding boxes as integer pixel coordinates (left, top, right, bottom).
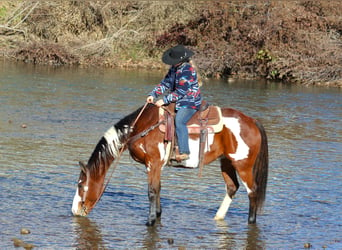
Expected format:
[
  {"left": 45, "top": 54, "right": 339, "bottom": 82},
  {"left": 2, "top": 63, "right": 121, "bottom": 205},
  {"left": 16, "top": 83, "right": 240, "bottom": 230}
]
[
  {"left": 79, "top": 167, "right": 107, "bottom": 215},
  {"left": 78, "top": 102, "right": 157, "bottom": 214},
  {"left": 78, "top": 168, "right": 91, "bottom": 215}
]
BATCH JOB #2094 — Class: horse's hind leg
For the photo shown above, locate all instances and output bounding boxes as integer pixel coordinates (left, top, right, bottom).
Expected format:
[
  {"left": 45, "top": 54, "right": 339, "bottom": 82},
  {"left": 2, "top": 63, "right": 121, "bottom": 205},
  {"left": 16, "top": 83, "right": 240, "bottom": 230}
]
[
  {"left": 214, "top": 158, "right": 239, "bottom": 220},
  {"left": 239, "top": 166, "right": 258, "bottom": 224},
  {"left": 248, "top": 191, "right": 257, "bottom": 224}
]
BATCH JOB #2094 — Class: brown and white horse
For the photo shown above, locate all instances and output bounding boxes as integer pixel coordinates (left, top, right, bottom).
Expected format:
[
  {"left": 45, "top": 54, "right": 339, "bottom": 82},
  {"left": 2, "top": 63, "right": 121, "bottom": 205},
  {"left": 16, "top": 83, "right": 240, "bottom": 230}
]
[{"left": 71, "top": 103, "right": 268, "bottom": 226}]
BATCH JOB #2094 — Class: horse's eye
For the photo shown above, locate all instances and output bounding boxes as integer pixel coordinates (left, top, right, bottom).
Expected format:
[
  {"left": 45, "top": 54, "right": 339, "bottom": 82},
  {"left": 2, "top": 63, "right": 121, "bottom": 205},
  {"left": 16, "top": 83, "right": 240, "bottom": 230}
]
[{"left": 78, "top": 183, "right": 83, "bottom": 189}]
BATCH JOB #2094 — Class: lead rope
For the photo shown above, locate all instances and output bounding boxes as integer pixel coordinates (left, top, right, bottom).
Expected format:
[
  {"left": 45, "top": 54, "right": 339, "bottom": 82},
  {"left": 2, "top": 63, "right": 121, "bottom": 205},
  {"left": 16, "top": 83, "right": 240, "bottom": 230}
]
[{"left": 88, "top": 102, "right": 149, "bottom": 210}]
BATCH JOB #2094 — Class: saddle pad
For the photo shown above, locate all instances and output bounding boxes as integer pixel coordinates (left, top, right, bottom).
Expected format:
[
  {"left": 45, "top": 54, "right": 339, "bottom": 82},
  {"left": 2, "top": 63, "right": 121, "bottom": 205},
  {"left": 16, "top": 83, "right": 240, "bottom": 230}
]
[{"left": 187, "top": 106, "right": 223, "bottom": 134}]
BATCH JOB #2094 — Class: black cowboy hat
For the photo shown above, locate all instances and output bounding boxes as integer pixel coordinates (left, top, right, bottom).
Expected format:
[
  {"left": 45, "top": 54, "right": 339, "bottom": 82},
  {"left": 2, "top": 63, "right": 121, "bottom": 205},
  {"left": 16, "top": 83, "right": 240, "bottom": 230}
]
[{"left": 162, "top": 45, "right": 194, "bottom": 65}]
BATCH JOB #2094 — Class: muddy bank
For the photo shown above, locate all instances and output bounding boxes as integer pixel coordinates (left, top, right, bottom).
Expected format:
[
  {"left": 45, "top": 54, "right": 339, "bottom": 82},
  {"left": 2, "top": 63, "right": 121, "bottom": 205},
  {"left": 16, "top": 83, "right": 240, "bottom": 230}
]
[{"left": 0, "top": 1, "right": 341, "bottom": 87}]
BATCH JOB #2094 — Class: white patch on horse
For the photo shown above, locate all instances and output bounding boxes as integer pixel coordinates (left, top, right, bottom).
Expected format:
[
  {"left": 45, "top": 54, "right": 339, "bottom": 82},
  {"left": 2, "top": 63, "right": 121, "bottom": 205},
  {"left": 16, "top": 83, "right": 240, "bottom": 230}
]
[
  {"left": 181, "top": 133, "right": 215, "bottom": 168},
  {"left": 104, "top": 126, "right": 121, "bottom": 157},
  {"left": 139, "top": 143, "right": 146, "bottom": 154},
  {"left": 223, "top": 117, "right": 249, "bottom": 161},
  {"left": 214, "top": 193, "right": 232, "bottom": 220},
  {"left": 205, "top": 133, "right": 215, "bottom": 152},
  {"left": 146, "top": 161, "right": 151, "bottom": 172},
  {"left": 242, "top": 180, "right": 252, "bottom": 194},
  {"left": 183, "top": 138, "right": 200, "bottom": 168},
  {"left": 158, "top": 142, "right": 165, "bottom": 161},
  {"left": 163, "top": 141, "right": 172, "bottom": 167},
  {"left": 71, "top": 188, "right": 82, "bottom": 215}
]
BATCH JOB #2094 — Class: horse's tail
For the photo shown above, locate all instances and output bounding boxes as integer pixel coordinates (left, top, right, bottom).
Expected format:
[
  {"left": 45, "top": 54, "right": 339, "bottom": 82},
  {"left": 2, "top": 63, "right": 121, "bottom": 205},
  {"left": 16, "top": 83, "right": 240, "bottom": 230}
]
[{"left": 253, "top": 120, "right": 269, "bottom": 212}]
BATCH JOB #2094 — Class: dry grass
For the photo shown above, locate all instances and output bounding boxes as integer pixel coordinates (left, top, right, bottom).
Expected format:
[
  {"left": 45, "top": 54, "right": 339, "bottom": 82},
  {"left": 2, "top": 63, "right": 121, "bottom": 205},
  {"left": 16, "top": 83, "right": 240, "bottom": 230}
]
[{"left": 0, "top": 0, "right": 341, "bottom": 86}]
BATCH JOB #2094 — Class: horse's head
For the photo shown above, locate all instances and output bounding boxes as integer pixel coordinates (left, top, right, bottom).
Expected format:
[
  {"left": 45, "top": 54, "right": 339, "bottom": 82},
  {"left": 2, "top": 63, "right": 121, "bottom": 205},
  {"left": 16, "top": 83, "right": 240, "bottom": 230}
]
[{"left": 71, "top": 161, "right": 105, "bottom": 216}]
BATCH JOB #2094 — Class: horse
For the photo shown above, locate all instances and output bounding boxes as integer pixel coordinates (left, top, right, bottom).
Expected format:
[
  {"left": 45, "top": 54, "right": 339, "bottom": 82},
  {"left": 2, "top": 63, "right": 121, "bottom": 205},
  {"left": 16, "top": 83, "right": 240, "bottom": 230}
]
[{"left": 71, "top": 103, "right": 268, "bottom": 226}]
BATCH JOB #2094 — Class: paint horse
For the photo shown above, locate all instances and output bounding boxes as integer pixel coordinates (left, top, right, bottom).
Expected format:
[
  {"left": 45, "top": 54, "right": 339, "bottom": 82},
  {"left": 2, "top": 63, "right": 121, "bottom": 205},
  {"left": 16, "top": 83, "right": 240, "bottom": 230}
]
[{"left": 72, "top": 103, "right": 268, "bottom": 226}]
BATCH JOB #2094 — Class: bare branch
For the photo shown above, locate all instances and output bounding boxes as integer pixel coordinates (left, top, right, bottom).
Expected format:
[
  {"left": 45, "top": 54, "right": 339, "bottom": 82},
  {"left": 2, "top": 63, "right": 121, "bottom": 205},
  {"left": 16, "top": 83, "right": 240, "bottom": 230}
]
[
  {"left": 0, "top": 25, "right": 26, "bottom": 36},
  {"left": 12, "top": 2, "right": 39, "bottom": 29}
]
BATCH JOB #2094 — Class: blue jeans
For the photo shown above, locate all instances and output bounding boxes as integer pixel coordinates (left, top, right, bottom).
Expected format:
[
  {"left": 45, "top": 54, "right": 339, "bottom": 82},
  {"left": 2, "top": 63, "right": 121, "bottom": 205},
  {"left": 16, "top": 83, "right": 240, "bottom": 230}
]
[{"left": 175, "top": 108, "right": 197, "bottom": 155}]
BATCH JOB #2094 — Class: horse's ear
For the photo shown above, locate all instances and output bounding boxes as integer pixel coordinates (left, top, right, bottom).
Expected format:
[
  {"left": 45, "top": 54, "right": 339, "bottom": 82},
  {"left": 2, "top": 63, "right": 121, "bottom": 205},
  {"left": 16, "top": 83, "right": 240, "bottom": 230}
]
[{"left": 79, "top": 161, "right": 87, "bottom": 173}]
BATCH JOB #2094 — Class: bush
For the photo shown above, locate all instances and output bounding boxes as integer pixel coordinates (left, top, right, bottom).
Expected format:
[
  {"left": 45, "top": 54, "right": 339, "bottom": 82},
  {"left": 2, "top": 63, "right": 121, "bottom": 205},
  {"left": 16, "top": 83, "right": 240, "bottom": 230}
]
[{"left": 0, "top": 0, "right": 341, "bottom": 86}]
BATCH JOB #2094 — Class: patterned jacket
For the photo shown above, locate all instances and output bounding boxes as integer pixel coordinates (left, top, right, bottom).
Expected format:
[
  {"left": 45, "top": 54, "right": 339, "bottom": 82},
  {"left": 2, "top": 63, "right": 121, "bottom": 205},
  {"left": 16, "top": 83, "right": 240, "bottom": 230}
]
[{"left": 149, "top": 62, "right": 202, "bottom": 110}]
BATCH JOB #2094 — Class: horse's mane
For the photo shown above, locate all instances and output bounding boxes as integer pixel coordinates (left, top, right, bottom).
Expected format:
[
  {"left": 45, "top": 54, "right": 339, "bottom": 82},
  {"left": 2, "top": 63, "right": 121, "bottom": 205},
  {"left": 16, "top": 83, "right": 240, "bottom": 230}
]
[
  {"left": 114, "top": 104, "right": 148, "bottom": 131},
  {"left": 86, "top": 104, "right": 154, "bottom": 177}
]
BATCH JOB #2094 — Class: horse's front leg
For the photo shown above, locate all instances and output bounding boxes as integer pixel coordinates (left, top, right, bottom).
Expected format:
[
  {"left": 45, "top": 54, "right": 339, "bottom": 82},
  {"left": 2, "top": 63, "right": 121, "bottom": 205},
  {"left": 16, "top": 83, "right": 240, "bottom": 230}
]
[
  {"left": 156, "top": 186, "right": 162, "bottom": 218},
  {"left": 146, "top": 162, "right": 162, "bottom": 226},
  {"left": 146, "top": 184, "right": 160, "bottom": 226}
]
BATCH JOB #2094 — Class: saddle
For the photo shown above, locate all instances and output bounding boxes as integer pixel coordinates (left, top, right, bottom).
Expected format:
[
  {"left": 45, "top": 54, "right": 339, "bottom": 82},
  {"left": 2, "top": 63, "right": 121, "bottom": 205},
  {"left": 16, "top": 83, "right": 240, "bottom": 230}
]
[
  {"left": 158, "top": 101, "right": 223, "bottom": 171},
  {"left": 159, "top": 101, "right": 223, "bottom": 138}
]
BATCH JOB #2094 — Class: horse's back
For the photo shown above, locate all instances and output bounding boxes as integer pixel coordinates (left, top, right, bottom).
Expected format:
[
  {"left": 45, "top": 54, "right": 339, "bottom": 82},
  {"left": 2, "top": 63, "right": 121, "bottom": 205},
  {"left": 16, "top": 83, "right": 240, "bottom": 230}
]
[
  {"left": 220, "top": 107, "right": 260, "bottom": 136},
  {"left": 219, "top": 107, "right": 264, "bottom": 163}
]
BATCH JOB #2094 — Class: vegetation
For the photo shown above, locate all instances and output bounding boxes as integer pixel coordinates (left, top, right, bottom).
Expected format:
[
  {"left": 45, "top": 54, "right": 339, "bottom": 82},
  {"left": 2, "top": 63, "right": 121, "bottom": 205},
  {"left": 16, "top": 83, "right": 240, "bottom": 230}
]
[{"left": 0, "top": 0, "right": 341, "bottom": 87}]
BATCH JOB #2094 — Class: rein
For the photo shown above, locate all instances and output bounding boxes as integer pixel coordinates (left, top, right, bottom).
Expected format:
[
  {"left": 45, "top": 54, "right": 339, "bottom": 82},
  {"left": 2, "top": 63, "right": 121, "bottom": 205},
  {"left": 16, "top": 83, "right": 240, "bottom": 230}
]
[
  {"left": 127, "top": 120, "right": 164, "bottom": 145},
  {"left": 84, "top": 102, "right": 151, "bottom": 211}
]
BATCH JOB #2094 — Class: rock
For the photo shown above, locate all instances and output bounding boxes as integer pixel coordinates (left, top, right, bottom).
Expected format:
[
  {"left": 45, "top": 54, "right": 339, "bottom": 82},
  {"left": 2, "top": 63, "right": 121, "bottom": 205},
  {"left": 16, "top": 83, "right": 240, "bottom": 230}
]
[
  {"left": 12, "top": 238, "right": 24, "bottom": 247},
  {"left": 21, "top": 124, "right": 27, "bottom": 128},
  {"left": 304, "top": 242, "right": 312, "bottom": 248},
  {"left": 11, "top": 238, "right": 34, "bottom": 249},
  {"left": 167, "top": 238, "right": 174, "bottom": 245},
  {"left": 23, "top": 243, "right": 35, "bottom": 249},
  {"left": 20, "top": 228, "right": 31, "bottom": 234}
]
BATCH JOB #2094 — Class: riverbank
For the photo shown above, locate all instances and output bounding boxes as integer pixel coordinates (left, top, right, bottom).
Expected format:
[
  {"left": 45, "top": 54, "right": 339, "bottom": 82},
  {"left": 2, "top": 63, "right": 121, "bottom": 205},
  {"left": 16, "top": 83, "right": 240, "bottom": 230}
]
[{"left": 0, "top": 1, "right": 341, "bottom": 87}]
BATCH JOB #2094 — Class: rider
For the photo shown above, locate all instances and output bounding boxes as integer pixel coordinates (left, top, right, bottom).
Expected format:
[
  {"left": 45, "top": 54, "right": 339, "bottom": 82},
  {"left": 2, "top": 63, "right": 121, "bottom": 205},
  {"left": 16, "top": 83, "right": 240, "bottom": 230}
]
[{"left": 146, "top": 45, "right": 202, "bottom": 160}]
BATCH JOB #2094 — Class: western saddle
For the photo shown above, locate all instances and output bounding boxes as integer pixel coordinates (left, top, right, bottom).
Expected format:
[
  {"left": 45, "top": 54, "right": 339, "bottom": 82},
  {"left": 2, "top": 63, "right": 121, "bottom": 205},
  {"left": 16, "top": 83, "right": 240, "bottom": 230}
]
[{"left": 158, "top": 101, "right": 223, "bottom": 173}]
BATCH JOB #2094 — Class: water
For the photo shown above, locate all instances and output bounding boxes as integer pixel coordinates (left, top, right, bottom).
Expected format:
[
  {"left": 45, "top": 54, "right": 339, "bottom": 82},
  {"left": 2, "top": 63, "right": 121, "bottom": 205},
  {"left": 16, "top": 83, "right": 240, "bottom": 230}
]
[{"left": 0, "top": 61, "right": 341, "bottom": 249}]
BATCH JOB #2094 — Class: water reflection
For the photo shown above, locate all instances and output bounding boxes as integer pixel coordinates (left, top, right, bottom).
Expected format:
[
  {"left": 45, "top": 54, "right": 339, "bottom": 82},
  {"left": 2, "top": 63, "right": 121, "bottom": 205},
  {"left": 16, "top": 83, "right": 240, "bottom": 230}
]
[
  {"left": 72, "top": 217, "right": 105, "bottom": 249},
  {"left": 215, "top": 220, "right": 265, "bottom": 249},
  {"left": 142, "top": 225, "right": 162, "bottom": 249},
  {"left": 0, "top": 61, "right": 341, "bottom": 249},
  {"left": 245, "top": 225, "right": 264, "bottom": 250}
]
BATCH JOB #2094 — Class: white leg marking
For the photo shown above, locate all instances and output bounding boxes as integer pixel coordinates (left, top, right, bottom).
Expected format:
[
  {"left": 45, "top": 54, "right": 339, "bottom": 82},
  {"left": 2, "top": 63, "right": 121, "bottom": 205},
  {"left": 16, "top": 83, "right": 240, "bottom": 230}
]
[
  {"left": 104, "top": 126, "right": 121, "bottom": 157},
  {"left": 214, "top": 193, "right": 232, "bottom": 220},
  {"left": 223, "top": 117, "right": 249, "bottom": 161},
  {"left": 71, "top": 188, "right": 82, "bottom": 215}
]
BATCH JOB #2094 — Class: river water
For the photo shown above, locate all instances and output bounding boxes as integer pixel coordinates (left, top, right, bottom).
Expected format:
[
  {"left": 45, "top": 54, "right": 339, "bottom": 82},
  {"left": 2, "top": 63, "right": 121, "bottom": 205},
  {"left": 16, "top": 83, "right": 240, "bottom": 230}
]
[{"left": 0, "top": 61, "right": 341, "bottom": 249}]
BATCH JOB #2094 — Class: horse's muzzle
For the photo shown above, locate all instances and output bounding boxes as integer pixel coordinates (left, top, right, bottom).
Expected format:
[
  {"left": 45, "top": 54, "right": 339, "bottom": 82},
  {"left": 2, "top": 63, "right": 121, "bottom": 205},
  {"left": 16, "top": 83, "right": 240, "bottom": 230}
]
[{"left": 71, "top": 202, "right": 88, "bottom": 217}]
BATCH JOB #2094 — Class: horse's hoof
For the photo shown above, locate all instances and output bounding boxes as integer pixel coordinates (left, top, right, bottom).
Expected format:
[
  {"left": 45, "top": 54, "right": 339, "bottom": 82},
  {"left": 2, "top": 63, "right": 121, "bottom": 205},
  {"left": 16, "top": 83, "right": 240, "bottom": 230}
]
[
  {"left": 248, "top": 218, "right": 256, "bottom": 224},
  {"left": 214, "top": 215, "right": 224, "bottom": 221}
]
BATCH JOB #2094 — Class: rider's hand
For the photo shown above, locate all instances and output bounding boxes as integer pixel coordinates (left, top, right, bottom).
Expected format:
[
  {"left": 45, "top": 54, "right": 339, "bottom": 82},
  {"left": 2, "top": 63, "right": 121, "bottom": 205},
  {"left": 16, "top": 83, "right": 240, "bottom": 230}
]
[
  {"left": 155, "top": 99, "right": 165, "bottom": 107},
  {"left": 146, "top": 96, "right": 154, "bottom": 103}
]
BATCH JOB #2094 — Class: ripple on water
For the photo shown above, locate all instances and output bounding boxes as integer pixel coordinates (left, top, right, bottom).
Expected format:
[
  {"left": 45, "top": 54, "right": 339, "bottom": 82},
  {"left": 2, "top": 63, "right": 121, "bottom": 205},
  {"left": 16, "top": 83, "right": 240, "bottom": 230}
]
[{"left": 0, "top": 62, "right": 341, "bottom": 249}]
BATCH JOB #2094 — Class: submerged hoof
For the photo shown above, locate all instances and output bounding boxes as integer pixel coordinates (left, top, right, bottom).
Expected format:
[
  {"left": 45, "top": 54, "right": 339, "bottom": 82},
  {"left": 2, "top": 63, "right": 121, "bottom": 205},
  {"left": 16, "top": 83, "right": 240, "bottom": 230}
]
[
  {"left": 214, "top": 215, "right": 224, "bottom": 221},
  {"left": 248, "top": 218, "right": 256, "bottom": 224}
]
